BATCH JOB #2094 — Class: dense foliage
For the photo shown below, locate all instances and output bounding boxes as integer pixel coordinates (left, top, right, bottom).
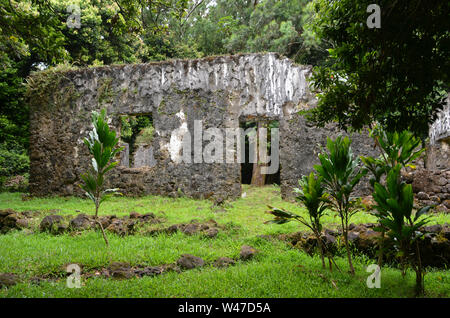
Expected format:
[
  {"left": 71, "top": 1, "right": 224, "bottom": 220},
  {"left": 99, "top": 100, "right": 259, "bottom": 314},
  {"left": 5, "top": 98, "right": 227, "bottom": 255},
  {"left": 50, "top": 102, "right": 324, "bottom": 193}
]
[
  {"left": 306, "top": 0, "right": 449, "bottom": 138},
  {"left": 372, "top": 165, "right": 431, "bottom": 295},
  {"left": 0, "top": 0, "right": 325, "bottom": 186}
]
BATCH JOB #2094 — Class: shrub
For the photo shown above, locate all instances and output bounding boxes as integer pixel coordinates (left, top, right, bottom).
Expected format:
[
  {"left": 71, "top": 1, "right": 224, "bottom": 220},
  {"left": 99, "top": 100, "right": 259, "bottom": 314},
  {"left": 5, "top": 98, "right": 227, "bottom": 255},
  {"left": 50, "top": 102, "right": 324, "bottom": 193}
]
[
  {"left": 372, "top": 164, "right": 431, "bottom": 295},
  {"left": 266, "top": 172, "right": 339, "bottom": 271},
  {"left": 361, "top": 124, "right": 424, "bottom": 188},
  {"left": 0, "top": 143, "right": 29, "bottom": 191},
  {"left": 361, "top": 125, "right": 425, "bottom": 266},
  {"left": 314, "top": 136, "right": 367, "bottom": 275}
]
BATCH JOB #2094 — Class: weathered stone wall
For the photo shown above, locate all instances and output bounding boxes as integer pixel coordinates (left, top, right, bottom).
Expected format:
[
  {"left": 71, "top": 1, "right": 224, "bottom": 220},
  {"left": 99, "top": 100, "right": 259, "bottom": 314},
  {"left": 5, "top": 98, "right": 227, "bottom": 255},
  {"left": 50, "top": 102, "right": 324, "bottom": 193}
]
[
  {"left": 427, "top": 94, "right": 450, "bottom": 171},
  {"left": 280, "top": 115, "right": 379, "bottom": 199},
  {"left": 28, "top": 53, "right": 311, "bottom": 199},
  {"left": 28, "top": 53, "right": 378, "bottom": 200},
  {"left": 400, "top": 168, "right": 450, "bottom": 213}
]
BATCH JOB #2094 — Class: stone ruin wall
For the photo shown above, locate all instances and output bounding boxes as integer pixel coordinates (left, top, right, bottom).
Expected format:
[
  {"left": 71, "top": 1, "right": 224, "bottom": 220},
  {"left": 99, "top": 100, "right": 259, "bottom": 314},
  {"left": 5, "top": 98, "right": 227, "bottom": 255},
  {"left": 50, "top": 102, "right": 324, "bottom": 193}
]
[
  {"left": 402, "top": 94, "right": 450, "bottom": 213},
  {"left": 28, "top": 53, "right": 447, "bottom": 204},
  {"left": 427, "top": 94, "right": 450, "bottom": 171}
]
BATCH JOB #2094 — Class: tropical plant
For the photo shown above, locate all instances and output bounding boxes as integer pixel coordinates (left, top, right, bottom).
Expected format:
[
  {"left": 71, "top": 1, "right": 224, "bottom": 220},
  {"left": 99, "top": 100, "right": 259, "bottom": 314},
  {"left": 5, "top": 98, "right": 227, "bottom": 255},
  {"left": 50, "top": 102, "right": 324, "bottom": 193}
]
[
  {"left": 372, "top": 164, "right": 431, "bottom": 295},
  {"left": 80, "top": 109, "right": 124, "bottom": 246},
  {"left": 361, "top": 124, "right": 425, "bottom": 266},
  {"left": 266, "top": 172, "right": 338, "bottom": 271},
  {"left": 314, "top": 136, "right": 367, "bottom": 275},
  {"left": 363, "top": 124, "right": 424, "bottom": 175}
]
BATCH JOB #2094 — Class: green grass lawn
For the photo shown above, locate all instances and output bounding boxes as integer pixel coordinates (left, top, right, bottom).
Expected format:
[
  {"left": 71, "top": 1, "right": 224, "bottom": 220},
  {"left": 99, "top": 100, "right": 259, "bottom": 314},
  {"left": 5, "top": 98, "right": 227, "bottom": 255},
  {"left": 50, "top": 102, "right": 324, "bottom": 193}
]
[{"left": 0, "top": 185, "right": 449, "bottom": 298}]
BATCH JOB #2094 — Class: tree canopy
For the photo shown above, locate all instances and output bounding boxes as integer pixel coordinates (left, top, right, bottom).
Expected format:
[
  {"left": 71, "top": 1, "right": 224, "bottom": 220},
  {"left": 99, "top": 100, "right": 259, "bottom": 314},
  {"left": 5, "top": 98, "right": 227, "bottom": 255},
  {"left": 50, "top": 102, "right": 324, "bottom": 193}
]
[
  {"left": 1, "top": 0, "right": 448, "bottom": 186},
  {"left": 306, "top": 0, "right": 449, "bottom": 138}
]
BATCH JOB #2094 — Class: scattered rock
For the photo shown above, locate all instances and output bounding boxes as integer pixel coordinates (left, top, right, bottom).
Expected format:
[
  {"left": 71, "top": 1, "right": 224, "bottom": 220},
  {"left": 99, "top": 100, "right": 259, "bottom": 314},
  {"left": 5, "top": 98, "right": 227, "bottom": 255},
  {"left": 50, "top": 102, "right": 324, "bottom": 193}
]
[
  {"left": 240, "top": 245, "right": 258, "bottom": 260},
  {"left": 177, "top": 254, "right": 205, "bottom": 269},
  {"left": 161, "top": 263, "right": 181, "bottom": 273},
  {"left": 205, "top": 228, "right": 219, "bottom": 238},
  {"left": 69, "top": 214, "right": 92, "bottom": 230},
  {"left": 146, "top": 220, "right": 221, "bottom": 238},
  {"left": 0, "top": 210, "right": 35, "bottom": 233},
  {"left": 129, "top": 212, "right": 141, "bottom": 219},
  {"left": 109, "top": 262, "right": 134, "bottom": 279},
  {"left": 98, "top": 216, "right": 112, "bottom": 229},
  {"left": 166, "top": 224, "right": 180, "bottom": 234},
  {"left": 347, "top": 231, "right": 360, "bottom": 242},
  {"left": 213, "top": 257, "right": 235, "bottom": 268},
  {"left": 423, "top": 224, "right": 443, "bottom": 233},
  {"left": 0, "top": 273, "right": 18, "bottom": 288},
  {"left": 2, "top": 213, "right": 19, "bottom": 230},
  {"left": 278, "top": 222, "right": 449, "bottom": 268},
  {"left": 416, "top": 192, "right": 430, "bottom": 200},
  {"left": 140, "top": 213, "right": 156, "bottom": 221},
  {"left": 325, "top": 228, "right": 340, "bottom": 236},
  {"left": 16, "top": 218, "right": 29, "bottom": 229},
  {"left": 323, "top": 233, "right": 336, "bottom": 245},
  {"left": 182, "top": 223, "right": 200, "bottom": 235},
  {"left": 0, "top": 209, "right": 15, "bottom": 217},
  {"left": 39, "top": 215, "right": 66, "bottom": 234},
  {"left": 134, "top": 266, "right": 163, "bottom": 277},
  {"left": 111, "top": 269, "right": 134, "bottom": 279},
  {"left": 355, "top": 229, "right": 380, "bottom": 252},
  {"left": 106, "top": 219, "right": 127, "bottom": 236}
]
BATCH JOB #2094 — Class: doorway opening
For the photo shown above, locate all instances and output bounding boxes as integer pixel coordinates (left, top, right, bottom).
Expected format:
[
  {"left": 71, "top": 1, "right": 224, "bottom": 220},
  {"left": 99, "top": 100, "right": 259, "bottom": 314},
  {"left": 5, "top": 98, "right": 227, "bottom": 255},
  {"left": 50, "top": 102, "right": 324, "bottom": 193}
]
[{"left": 240, "top": 119, "right": 280, "bottom": 185}]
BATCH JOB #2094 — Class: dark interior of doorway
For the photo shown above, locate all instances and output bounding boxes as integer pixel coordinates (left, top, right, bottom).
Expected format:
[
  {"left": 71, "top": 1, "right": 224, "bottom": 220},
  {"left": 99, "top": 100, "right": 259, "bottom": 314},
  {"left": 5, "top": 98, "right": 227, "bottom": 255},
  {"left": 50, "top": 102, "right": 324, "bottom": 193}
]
[{"left": 240, "top": 120, "right": 280, "bottom": 185}]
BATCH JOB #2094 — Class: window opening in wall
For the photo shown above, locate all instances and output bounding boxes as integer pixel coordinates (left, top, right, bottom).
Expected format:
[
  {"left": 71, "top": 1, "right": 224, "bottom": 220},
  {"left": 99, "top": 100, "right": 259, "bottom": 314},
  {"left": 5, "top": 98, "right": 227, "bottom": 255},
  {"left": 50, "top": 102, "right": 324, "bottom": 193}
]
[{"left": 119, "top": 114, "right": 155, "bottom": 168}]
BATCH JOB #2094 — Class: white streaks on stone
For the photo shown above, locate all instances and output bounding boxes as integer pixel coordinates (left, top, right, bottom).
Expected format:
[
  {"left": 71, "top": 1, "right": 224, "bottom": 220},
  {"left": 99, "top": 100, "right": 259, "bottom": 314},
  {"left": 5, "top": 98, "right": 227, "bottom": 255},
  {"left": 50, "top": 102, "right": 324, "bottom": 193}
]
[{"left": 430, "top": 94, "right": 450, "bottom": 145}]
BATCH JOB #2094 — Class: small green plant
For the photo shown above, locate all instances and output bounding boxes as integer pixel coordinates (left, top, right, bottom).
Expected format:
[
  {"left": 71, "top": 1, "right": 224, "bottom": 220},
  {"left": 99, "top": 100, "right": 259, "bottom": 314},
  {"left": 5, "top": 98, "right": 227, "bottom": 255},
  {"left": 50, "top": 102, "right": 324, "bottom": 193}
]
[
  {"left": 314, "top": 136, "right": 367, "bottom": 275},
  {"left": 80, "top": 109, "right": 124, "bottom": 246},
  {"left": 361, "top": 124, "right": 424, "bottom": 187},
  {"left": 361, "top": 125, "right": 425, "bottom": 266},
  {"left": 372, "top": 164, "right": 431, "bottom": 295},
  {"left": 266, "top": 172, "right": 339, "bottom": 272}
]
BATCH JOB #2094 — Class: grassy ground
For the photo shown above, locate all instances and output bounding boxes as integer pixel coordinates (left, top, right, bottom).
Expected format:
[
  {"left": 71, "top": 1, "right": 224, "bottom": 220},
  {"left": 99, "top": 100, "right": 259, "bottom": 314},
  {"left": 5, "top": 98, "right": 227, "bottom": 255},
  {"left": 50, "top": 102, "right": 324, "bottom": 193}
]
[{"left": 0, "top": 185, "right": 449, "bottom": 298}]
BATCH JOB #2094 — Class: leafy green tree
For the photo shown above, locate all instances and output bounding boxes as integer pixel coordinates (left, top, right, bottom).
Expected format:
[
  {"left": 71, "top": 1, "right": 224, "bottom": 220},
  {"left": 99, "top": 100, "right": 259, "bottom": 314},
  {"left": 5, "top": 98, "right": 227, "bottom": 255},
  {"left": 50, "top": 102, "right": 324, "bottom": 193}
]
[
  {"left": 0, "top": 0, "right": 193, "bottom": 179},
  {"left": 80, "top": 109, "right": 123, "bottom": 246},
  {"left": 306, "top": 0, "right": 449, "bottom": 138},
  {"left": 372, "top": 164, "right": 431, "bottom": 295},
  {"left": 314, "top": 136, "right": 367, "bottom": 275},
  {"left": 183, "top": 0, "right": 325, "bottom": 65}
]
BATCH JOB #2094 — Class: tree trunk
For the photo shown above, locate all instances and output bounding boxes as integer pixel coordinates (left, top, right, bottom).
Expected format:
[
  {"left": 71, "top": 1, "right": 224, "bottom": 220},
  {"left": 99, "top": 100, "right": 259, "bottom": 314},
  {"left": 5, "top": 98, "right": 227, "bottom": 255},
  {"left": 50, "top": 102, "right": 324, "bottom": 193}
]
[
  {"left": 95, "top": 203, "right": 109, "bottom": 247},
  {"left": 377, "top": 230, "right": 385, "bottom": 267},
  {"left": 414, "top": 241, "right": 424, "bottom": 296},
  {"left": 251, "top": 121, "right": 267, "bottom": 186},
  {"left": 316, "top": 232, "right": 326, "bottom": 269},
  {"left": 342, "top": 220, "right": 355, "bottom": 275}
]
